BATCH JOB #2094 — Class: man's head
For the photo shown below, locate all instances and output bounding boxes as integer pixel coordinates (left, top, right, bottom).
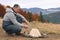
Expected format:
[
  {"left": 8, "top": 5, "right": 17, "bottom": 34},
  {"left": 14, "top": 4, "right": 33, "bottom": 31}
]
[{"left": 13, "top": 4, "right": 21, "bottom": 13}]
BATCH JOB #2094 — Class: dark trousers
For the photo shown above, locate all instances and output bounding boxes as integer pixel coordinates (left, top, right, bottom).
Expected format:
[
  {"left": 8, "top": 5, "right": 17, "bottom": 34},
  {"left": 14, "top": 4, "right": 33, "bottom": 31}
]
[{"left": 3, "top": 25, "right": 22, "bottom": 34}]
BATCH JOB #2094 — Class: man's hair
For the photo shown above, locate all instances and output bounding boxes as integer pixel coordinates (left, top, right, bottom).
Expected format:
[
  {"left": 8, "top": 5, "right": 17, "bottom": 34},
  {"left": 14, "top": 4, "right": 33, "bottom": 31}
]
[{"left": 13, "top": 4, "right": 19, "bottom": 8}]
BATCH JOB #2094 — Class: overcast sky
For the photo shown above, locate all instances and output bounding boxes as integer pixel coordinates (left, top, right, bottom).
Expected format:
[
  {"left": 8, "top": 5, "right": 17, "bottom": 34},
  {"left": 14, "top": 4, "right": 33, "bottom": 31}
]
[{"left": 0, "top": 0, "right": 60, "bottom": 9}]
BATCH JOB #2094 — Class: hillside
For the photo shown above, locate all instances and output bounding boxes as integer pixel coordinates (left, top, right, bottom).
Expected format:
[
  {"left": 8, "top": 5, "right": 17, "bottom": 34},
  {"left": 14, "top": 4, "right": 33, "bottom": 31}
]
[
  {"left": 0, "top": 18, "right": 60, "bottom": 40},
  {"left": 43, "top": 11, "right": 60, "bottom": 24}
]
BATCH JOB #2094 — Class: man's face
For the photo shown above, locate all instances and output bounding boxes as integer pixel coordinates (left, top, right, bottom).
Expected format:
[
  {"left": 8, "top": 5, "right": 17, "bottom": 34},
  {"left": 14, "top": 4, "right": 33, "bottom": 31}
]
[{"left": 14, "top": 6, "right": 20, "bottom": 13}]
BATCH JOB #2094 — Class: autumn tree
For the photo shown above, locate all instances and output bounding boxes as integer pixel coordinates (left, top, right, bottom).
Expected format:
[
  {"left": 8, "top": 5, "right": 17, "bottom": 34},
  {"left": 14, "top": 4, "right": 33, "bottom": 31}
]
[
  {"left": 32, "top": 13, "right": 39, "bottom": 21},
  {"left": 0, "top": 4, "right": 6, "bottom": 18}
]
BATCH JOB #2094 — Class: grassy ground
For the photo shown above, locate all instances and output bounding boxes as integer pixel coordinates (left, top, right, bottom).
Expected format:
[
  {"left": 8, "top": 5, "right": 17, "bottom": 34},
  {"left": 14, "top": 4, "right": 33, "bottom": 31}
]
[{"left": 0, "top": 18, "right": 60, "bottom": 40}]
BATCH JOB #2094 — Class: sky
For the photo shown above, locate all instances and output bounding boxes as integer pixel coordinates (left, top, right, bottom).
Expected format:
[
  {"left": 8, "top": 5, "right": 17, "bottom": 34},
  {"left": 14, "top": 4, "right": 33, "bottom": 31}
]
[{"left": 0, "top": 0, "right": 60, "bottom": 9}]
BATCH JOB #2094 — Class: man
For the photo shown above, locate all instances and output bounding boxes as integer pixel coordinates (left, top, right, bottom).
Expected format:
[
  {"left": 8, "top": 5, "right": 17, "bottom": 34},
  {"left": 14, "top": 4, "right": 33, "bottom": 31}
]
[{"left": 2, "top": 4, "right": 30, "bottom": 36}]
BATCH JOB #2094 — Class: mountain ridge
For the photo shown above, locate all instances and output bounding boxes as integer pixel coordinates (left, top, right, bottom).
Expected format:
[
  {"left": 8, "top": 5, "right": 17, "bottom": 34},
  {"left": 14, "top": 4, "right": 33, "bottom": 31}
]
[{"left": 22, "top": 7, "right": 60, "bottom": 15}]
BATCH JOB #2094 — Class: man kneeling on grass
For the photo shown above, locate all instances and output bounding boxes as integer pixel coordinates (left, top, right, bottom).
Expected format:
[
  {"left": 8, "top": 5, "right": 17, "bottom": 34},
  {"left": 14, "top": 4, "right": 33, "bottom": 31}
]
[{"left": 2, "top": 4, "right": 30, "bottom": 36}]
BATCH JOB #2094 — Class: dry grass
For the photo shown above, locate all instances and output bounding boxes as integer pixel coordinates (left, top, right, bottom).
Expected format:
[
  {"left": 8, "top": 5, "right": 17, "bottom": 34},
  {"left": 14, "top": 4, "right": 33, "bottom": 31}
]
[
  {"left": 29, "top": 21, "right": 60, "bottom": 34},
  {"left": 0, "top": 18, "right": 2, "bottom": 27},
  {"left": 0, "top": 18, "right": 60, "bottom": 40}
]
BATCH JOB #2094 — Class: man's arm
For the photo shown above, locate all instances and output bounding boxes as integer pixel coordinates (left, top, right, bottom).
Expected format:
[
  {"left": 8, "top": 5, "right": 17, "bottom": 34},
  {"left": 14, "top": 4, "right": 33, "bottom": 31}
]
[{"left": 7, "top": 13, "right": 25, "bottom": 27}]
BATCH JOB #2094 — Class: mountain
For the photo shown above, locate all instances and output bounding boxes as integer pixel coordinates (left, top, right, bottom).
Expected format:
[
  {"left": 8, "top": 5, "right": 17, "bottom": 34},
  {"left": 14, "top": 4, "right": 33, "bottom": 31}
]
[
  {"left": 43, "top": 11, "right": 60, "bottom": 24},
  {"left": 22, "top": 7, "right": 60, "bottom": 24},
  {"left": 22, "top": 7, "right": 60, "bottom": 15},
  {"left": 22, "top": 8, "right": 44, "bottom": 14},
  {"left": 22, "top": 8, "right": 47, "bottom": 15},
  {"left": 46, "top": 7, "right": 60, "bottom": 14}
]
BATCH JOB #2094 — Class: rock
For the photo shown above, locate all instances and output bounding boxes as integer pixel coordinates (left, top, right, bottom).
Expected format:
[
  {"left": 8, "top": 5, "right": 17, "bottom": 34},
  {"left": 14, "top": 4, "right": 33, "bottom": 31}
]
[{"left": 29, "top": 28, "right": 42, "bottom": 37}]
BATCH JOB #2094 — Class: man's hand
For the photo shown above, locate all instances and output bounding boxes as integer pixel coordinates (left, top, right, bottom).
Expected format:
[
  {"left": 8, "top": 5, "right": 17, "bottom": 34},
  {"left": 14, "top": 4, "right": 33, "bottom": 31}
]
[{"left": 24, "top": 24, "right": 29, "bottom": 29}]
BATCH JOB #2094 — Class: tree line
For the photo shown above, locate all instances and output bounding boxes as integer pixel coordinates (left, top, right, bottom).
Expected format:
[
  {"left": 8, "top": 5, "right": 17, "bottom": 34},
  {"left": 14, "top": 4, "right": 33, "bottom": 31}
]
[{"left": 0, "top": 4, "right": 49, "bottom": 22}]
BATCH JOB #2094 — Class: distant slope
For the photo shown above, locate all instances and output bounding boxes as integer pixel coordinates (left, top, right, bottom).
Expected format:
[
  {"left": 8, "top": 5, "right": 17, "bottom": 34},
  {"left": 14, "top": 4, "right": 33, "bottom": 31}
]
[{"left": 43, "top": 11, "right": 60, "bottom": 24}]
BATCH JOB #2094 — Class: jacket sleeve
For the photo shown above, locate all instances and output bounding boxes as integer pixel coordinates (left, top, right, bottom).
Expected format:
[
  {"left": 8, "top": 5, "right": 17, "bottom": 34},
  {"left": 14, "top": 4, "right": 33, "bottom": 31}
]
[
  {"left": 7, "top": 12, "right": 25, "bottom": 27},
  {"left": 17, "top": 13, "right": 28, "bottom": 22}
]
